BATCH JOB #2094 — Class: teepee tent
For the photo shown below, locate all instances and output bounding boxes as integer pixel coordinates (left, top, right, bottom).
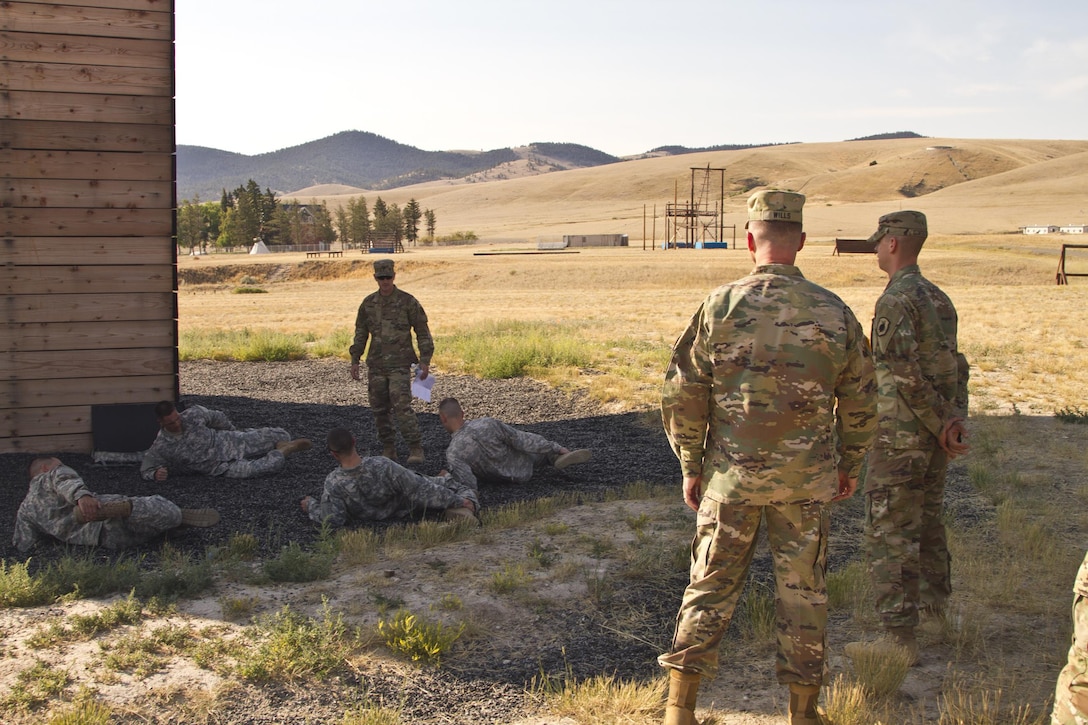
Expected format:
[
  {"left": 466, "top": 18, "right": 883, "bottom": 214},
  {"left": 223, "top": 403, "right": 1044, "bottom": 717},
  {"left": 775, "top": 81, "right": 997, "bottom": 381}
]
[{"left": 249, "top": 240, "right": 271, "bottom": 255}]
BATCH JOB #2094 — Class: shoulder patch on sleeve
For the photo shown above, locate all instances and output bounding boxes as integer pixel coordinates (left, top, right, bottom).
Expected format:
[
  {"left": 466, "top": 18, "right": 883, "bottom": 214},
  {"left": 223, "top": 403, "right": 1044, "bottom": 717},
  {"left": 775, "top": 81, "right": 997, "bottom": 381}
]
[{"left": 872, "top": 302, "right": 905, "bottom": 355}]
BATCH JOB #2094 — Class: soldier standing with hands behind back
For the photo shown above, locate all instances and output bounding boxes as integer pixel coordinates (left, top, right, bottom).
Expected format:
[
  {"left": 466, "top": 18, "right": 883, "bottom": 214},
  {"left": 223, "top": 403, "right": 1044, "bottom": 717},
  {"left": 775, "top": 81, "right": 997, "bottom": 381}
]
[
  {"left": 846, "top": 211, "right": 970, "bottom": 665},
  {"left": 350, "top": 259, "right": 433, "bottom": 465}
]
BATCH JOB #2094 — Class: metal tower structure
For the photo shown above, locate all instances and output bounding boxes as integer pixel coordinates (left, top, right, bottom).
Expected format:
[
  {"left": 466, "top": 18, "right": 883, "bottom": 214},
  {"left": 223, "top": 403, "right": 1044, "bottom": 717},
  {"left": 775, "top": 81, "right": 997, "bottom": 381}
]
[{"left": 665, "top": 165, "right": 728, "bottom": 248}]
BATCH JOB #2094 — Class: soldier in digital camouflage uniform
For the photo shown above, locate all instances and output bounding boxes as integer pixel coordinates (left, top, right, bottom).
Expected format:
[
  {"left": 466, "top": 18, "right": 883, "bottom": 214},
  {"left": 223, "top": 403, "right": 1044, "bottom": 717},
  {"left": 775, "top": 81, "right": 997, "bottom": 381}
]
[
  {"left": 300, "top": 427, "right": 478, "bottom": 526},
  {"left": 1053, "top": 550, "right": 1088, "bottom": 724},
  {"left": 437, "top": 397, "right": 591, "bottom": 492},
  {"left": 14, "top": 457, "right": 218, "bottom": 552},
  {"left": 140, "top": 401, "right": 311, "bottom": 481},
  {"left": 657, "top": 190, "right": 877, "bottom": 725},
  {"left": 350, "top": 259, "right": 433, "bottom": 466},
  {"left": 845, "top": 211, "right": 970, "bottom": 666}
]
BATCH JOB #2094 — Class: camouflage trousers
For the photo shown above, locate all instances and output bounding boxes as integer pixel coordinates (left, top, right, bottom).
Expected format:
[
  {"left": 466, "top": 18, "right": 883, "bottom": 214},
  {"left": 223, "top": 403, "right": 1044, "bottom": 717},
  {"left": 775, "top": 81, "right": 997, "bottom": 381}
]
[
  {"left": 862, "top": 445, "right": 951, "bottom": 629},
  {"left": 220, "top": 428, "right": 290, "bottom": 478},
  {"left": 97, "top": 494, "right": 182, "bottom": 549},
  {"left": 658, "top": 498, "right": 829, "bottom": 685},
  {"left": 367, "top": 367, "right": 420, "bottom": 448},
  {"left": 1053, "top": 552, "right": 1088, "bottom": 725}
]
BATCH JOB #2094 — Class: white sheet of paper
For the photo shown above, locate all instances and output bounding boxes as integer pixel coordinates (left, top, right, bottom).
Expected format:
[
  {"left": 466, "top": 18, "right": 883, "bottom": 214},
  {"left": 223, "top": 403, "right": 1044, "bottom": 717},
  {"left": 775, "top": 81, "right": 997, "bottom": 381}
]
[{"left": 411, "top": 373, "right": 435, "bottom": 402}]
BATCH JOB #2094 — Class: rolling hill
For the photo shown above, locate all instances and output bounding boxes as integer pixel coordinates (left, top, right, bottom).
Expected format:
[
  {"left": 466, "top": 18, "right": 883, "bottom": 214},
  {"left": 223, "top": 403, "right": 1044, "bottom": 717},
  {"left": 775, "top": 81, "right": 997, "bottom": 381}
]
[
  {"left": 279, "top": 137, "right": 1088, "bottom": 240},
  {"left": 176, "top": 132, "right": 622, "bottom": 201}
]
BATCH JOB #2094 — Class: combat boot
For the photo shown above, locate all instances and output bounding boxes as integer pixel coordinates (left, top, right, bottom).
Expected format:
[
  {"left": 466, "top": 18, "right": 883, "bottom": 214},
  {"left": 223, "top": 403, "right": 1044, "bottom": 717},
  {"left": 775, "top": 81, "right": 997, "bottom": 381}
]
[
  {"left": 442, "top": 506, "right": 479, "bottom": 526},
  {"left": 554, "top": 449, "right": 592, "bottom": 470},
  {"left": 888, "top": 626, "right": 920, "bottom": 666},
  {"left": 844, "top": 627, "right": 919, "bottom": 667},
  {"left": 406, "top": 444, "right": 425, "bottom": 465},
  {"left": 276, "top": 438, "right": 312, "bottom": 457},
  {"left": 180, "top": 508, "right": 220, "bottom": 527},
  {"left": 96, "top": 499, "right": 133, "bottom": 520},
  {"left": 382, "top": 443, "right": 398, "bottom": 461},
  {"left": 663, "top": 669, "right": 700, "bottom": 725},
  {"left": 75, "top": 499, "right": 133, "bottom": 523},
  {"left": 788, "top": 683, "right": 827, "bottom": 725}
]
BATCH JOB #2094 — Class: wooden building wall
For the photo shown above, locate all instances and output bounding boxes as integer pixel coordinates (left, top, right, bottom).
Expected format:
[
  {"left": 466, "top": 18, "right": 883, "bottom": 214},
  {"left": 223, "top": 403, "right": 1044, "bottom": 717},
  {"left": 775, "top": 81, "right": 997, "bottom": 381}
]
[{"left": 1, "top": 0, "right": 178, "bottom": 453}]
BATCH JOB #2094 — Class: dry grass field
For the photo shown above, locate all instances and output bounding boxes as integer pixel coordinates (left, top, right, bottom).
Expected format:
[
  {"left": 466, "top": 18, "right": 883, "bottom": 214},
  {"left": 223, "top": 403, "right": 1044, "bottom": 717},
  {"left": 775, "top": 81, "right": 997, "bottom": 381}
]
[
  {"left": 193, "top": 136, "right": 1088, "bottom": 416},
  {"left": 179, "top": 234, "right": 1088, "bottom": 417}
]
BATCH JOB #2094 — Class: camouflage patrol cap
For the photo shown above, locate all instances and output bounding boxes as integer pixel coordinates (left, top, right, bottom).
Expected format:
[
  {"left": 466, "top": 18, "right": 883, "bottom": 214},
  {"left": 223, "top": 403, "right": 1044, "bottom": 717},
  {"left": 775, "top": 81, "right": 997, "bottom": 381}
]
[
  {"left": 867, "top": 210, "right": 927, "bottom": 244},
  {"left": 746, "top": 190, "right": 805, "bottom": 227},
  {"left": 373, "top": 259, "right": 395, "bottom": 277}
]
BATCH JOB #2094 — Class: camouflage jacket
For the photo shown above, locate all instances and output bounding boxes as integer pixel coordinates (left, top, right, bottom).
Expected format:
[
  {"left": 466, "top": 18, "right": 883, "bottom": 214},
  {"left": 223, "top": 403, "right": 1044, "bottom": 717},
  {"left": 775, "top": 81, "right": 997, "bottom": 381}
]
[
  {"left": 870, "top": 265, "right": 969, "bottom": 449},
  {"left": 13, "top": 465, "right": 101, "bottom": 551},
  {"left": 306, "top": 457, "right": 478, "bottom": 527},
  {"left": 1075, "top": 550, "right": 1088, "bottom": 599},
  {"left": 140, "top": 405, "right": 239, "bottom": 479},
  {"left": 445, "top": 417, "right": 563, "bottom": 489},
  {"left": 662, "top": 264, "right": 877, "bottom": 505},
  {"left": 349, "top": 287, "right": 433, "bottom": 370}
]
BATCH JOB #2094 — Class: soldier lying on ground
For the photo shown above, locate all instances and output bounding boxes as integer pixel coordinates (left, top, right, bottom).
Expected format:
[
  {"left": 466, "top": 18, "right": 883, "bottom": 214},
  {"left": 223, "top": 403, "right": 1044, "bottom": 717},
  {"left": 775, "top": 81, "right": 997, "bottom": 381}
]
[
  {"left": 300, "top": 427, "right": 479, "bottom": 527},
  {"left": 14, "top": 457, "right": 219, "bottom": 552},
  {"left": 437, "top": 397, "right": 591, "bottom": 491},
  {"left": 141, "top": 400, "right": 311, "bottom": 481}
]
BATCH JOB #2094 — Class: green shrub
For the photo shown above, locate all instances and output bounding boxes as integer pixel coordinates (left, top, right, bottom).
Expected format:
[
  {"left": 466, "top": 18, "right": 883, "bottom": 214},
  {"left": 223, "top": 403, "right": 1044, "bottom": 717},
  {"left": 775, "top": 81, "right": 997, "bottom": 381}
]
[
  {"left": 0, "top": 560, "right": 56, "bottom": 608},
  {"left": 236, "top": 603, "right": 355, "bottom": 682},
  {"left": 376, "top": 610, "right": 464, "bottom": 665},
  {"left": 134, "top": 553, "right": 213, "bottom": 601},
  {"left": 0, "top": 660, "right": 71, "bottom": 712},
  {"left": 489, "top": 563, "right": 531, "bottom": 594},
  {"left": 263, "top": 542, "right": 333, "bottom": 582}
]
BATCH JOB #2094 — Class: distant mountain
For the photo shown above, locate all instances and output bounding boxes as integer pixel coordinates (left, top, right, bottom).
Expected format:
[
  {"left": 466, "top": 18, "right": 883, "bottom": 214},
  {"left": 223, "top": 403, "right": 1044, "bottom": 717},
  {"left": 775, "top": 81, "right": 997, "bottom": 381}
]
[
  {"left": 178, "top": 133, "right": 626, "bottom": 201},
  {"left": 847, "top": 131, "right": 927, "bottom": 141},
  {"left": 527, "top": 143, "right": 620, "bottom": 167},
  {"left": 177, "top": 131, "right": 927, "bottom": 201},
  {"left": 647, "top": 142, "right": 796, "bottom": 156}
]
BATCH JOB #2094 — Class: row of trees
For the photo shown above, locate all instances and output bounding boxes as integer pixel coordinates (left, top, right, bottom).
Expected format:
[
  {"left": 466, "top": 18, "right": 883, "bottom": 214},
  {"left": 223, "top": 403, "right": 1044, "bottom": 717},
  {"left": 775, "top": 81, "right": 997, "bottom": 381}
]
[
  {"left": 177, "top": 179, "right": 437, "bottom": 253},
  {"left": 333, "top": 196, "right": 437, "bottom": 248}
]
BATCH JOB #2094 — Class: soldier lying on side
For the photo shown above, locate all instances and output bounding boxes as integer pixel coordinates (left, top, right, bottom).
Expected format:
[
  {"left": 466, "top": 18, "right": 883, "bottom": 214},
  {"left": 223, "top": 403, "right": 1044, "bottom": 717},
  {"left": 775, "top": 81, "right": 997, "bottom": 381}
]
[
  {"left": 14, "top": 457, "right": 219, "bottom": 552},
  {"left": 300, "top": 427, "right": 478, "bottom": 527}
]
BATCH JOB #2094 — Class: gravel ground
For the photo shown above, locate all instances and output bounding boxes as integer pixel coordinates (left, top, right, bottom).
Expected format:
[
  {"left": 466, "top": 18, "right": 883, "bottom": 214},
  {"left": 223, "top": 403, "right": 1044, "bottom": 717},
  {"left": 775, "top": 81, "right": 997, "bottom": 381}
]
[
  {"left": 0, "top": 359, "right": 676, "bottom": 565},
  {"left": 0, "top": 361, "right": 985, "bottom": 723}
]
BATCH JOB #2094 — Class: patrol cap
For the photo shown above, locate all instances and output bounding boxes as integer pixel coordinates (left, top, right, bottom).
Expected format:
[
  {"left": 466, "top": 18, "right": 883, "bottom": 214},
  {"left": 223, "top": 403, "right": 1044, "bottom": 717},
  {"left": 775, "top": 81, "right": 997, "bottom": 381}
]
[
  {"left": 867, "top": 210, "right": 928, "bottom": 244},
  {"left": 373, "top": 259, "right": 395, "bottom": 277},
  {"left": 746, "top": 190, "right": 804, "bottom": 227}
]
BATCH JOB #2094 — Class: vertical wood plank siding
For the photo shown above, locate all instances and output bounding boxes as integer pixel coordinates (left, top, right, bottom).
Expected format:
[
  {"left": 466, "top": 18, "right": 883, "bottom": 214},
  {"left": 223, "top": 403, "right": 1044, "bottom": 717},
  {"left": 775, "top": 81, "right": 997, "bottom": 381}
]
[{"left": 1, "top": 0, "right": 177, "bottom": 453}]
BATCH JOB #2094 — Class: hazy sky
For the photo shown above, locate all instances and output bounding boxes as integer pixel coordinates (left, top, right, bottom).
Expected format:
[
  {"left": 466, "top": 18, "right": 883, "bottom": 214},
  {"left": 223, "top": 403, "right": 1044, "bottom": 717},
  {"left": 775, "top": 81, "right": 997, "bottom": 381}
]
[{"left": 176, "top": 0, "right": 1088, "bottom": 157}]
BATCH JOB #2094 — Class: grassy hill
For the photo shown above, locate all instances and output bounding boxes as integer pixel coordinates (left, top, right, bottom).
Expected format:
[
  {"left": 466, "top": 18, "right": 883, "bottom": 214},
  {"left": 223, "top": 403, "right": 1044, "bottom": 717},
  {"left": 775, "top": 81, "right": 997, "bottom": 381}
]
[
  {"left": 177, "top": 134, "right": 627, "bottom": 202},
  {"left": 283, "top": 137, "right": 1088, "bottom": 239}
]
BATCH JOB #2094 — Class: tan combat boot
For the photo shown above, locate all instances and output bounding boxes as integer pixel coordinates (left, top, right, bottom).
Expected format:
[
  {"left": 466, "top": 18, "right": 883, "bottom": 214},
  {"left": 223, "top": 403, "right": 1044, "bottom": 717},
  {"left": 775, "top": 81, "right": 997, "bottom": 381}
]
[
  {"left": 788, "top": 683, "right": 827, "bottom": 725},
  {"left": 180, "top": 509, "right": 220, "bottom": 527},
  {"left": 554, "top": 449, "right": 592, "bottom": 470},
  {"left": 442, "top": 506, "right": 479, "bottom": 525},
  {"left": 276, "top": 438, "right": 312, "bottom": 457},
  {"left": 96, "top": 499, "right": 133, "bottom": 520},
  {"left": 381, "top": 443, "right": 397, "bottom": 461},
  {"left": 844, "top": 626, "right": 920, "bottom": 668},
  {"left": 75, "top": 499, "right": 133, "bottom": 523},
  {"left": 406, "top": 444, "right": 425, "bottom": 465},
  {"left": 663, "top": 669, "right": 700, "bottom": 725}
]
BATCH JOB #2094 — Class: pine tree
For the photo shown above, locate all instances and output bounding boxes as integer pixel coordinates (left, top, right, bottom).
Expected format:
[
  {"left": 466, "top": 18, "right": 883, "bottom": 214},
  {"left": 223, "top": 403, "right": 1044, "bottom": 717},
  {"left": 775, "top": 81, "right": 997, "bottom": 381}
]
[
  {"left": 424, "top": 209, "right": 437, "bottom": 240},
  {"left": 404, "top": 199, "right": 422, "bottom": 245}
]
